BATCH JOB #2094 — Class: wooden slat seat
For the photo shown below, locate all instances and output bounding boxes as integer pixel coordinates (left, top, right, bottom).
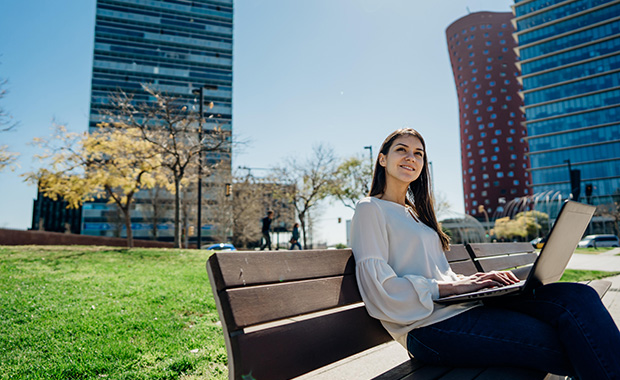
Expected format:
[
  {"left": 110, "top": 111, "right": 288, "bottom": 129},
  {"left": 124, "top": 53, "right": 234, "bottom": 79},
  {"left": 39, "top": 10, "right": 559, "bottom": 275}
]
[{"left": 207, "top": 244, "right": 611, "bottom": 380}]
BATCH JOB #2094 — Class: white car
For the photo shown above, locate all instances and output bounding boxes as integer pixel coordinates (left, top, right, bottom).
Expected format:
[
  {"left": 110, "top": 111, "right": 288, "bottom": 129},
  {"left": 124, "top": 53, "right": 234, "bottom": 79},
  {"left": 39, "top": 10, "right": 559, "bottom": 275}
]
[{"left": 577, "top": 235, "right": 620, "bottom": 248}]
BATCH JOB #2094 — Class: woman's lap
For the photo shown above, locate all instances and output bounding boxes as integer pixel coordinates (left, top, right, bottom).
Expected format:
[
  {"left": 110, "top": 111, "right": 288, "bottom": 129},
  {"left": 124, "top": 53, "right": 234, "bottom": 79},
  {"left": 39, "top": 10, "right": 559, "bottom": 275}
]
[
  {"left": 408, "top": 282, "right": 620, "bottom": 379},
  {"left": 407, "top": 305, "right": 572, "bottom": 375}
]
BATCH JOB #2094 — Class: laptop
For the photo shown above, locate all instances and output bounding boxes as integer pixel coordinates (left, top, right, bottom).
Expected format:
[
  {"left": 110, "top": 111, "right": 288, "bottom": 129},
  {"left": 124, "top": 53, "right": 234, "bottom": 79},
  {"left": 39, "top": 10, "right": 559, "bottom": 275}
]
[{"left": 435, "top": 200, "right": 596, "bottom": 304}]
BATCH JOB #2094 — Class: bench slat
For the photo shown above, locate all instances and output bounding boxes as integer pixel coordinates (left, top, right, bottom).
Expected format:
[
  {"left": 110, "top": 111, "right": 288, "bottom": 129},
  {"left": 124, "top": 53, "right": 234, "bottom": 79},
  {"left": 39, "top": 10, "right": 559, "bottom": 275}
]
[
  {"left": 231, "top": 305, "right": 391, "bottom": 380},
  {"left": 448, "top": 260, "right": 479, "bottom": 276},
  {"left": 585, "top": 279, "right": 612, "bottom": 299},
  {"left": 473, "top": 367, "right": 546, "bottom": 379},
  {"left": 399, "top": 366, "right": 453, "bottom": 379},
  {"left": 445, "top": 245, "right": 471, "bottom": 262},
  {"left": 370, "top": 359, "right": 426, "bottom": 380},
  {"left": 476, "top": 252, "right": 538, "bottom": 272},
  {"left": 225, "top": 274, "right": 362, "bottom": 329},
  {"left": 467, "top": 242, "right": 535, "bottom": 258},
  {"left": 209, "top": 249, "right": 355, "bottom": 290}
]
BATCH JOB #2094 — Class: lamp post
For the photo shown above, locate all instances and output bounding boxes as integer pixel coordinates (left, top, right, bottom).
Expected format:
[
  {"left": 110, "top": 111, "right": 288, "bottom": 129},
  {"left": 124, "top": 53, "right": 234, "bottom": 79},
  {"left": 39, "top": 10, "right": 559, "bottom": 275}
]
[
  {"left": 192, "top": 84, "right": 218, "bottom": 249},
  {"left": 363, "top": 145, "right": 373, "bottom": 168}
]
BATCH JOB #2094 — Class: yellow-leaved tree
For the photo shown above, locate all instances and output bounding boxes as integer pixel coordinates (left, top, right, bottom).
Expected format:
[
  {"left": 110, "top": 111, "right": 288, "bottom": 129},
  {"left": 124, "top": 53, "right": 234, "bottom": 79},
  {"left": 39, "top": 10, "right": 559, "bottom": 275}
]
[
  {"left": 102, "top": 85, "right": 231, "bottom": 248},
  {"left": 25, "top": 124, "right": 164, "bottom": 248}
]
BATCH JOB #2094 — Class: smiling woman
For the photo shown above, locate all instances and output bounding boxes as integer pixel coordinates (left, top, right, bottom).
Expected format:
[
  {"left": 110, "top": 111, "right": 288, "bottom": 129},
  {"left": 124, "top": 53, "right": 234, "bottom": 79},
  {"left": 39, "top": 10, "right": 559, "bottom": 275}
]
[{"left": 350, "top": 128, "right": 620, "bottom": 379}]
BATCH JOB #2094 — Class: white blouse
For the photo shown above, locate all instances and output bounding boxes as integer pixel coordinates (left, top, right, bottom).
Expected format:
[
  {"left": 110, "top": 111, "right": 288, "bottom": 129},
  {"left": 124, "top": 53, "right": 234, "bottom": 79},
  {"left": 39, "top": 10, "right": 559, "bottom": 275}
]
[{"left": 351, "top": 197, "right": 480, "bottom": 348}]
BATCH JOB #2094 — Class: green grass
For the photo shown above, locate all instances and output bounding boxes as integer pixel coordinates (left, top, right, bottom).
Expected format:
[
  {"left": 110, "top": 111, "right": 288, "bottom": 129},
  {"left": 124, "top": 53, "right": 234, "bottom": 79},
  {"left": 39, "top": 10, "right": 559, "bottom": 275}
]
[
  {"left": 0, "top": 245, "right": 227, "bottom": 380},
  {"left": 2, "top": 245, "right": 619, "bottom": 379},
  {"left": 560, "top": 269, "right": 620, "bottom": 282},
  {"left": 574, "top": 247, "right": 617, "bottom": 254}
]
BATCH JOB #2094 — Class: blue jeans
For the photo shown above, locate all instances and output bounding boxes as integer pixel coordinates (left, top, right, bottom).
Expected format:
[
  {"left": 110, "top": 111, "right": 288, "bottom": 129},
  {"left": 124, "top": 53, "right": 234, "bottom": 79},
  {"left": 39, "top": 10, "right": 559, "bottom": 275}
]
[{"left": 407, "top": 283, "right": 620, "bottom": 380}]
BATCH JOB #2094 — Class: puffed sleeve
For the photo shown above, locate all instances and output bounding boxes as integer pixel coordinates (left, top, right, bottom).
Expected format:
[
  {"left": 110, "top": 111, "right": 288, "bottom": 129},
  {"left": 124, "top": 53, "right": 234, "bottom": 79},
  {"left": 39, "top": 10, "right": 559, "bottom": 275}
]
[{"left": 351, "top": 200, "right": 439, "bottom": 325}]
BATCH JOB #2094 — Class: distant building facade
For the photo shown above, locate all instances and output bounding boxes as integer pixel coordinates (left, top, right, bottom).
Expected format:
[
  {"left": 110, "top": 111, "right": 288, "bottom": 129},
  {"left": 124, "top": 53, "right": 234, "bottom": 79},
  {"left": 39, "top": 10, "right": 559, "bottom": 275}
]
[
  {"left": 84, "top": 0, "right": 233, "bottom": 241},
  {"left": 514, "top": 0, "right": 620, "bottom": 209},
  {"left": 446, "top": 12, "right": 531, "bottom": 219},
  {"left": 31, "top": 191, "right": 82, "bottom": 234}
]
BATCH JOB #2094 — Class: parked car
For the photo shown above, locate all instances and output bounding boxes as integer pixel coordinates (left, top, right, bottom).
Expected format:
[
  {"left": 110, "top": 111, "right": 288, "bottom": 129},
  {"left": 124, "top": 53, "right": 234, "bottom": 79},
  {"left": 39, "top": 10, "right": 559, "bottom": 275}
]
[
  {"left": 577, "top": 235, "right": 620, "bottom": 248},
  {"left": 529, "top": 236, "right": 547, "bottom": 249},
  {"left": 203, "top": 243, "right": 237, "bottom": 251}
]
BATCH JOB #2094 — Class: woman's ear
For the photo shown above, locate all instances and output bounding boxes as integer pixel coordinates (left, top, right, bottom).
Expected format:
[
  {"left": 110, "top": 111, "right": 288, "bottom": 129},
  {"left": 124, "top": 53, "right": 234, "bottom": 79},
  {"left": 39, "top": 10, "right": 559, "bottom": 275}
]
[{"left": 378, "top": 153, "right": 386, "bottom": 167}]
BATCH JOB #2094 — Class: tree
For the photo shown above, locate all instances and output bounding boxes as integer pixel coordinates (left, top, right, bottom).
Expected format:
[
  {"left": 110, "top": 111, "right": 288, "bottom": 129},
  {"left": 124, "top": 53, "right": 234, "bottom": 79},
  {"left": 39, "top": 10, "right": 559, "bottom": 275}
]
[
  {"left": 329, "top": 154, "right": 372, "bottom": 210},
  {"left": 272, "top": 144, "right": 338, "bottom": 249},
  {"left": 492, "top": 210, "right": 549, "bottom": 241},
  {"left": 596, "top": 190, "right": 620, "bottom": 237},
  {"left": 25, "top": 124, "right": 163, "bottom": 248},
  {"left": 230, "top": 174, "right": 264, "bottom": 248},
  {"left": 101, "top": 85, "right": 231, "bottom": 248},
  {"left": 0, "top": 74, "right": 19, "bottom": 172}
]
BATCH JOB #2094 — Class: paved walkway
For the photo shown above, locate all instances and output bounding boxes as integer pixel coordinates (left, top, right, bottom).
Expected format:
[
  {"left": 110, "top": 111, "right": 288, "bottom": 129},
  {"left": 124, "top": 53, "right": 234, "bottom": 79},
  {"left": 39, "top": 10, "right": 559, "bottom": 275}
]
[{"left": 299, "top": 249, "right": 620, "bottom": 379}]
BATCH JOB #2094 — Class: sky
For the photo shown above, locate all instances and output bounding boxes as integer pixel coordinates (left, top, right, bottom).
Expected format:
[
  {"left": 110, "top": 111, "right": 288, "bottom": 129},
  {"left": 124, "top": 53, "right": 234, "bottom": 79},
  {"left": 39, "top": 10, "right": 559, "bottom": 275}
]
[{"left": 0, "top": 0, "right": 515, "bottom": 246}]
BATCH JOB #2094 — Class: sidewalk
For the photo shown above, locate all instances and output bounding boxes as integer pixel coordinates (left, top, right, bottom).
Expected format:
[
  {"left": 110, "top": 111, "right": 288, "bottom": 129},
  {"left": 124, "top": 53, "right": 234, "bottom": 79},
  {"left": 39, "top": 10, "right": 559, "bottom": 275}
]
[{"left": 300, "top": 249, "right": 620, "bottom": 380}]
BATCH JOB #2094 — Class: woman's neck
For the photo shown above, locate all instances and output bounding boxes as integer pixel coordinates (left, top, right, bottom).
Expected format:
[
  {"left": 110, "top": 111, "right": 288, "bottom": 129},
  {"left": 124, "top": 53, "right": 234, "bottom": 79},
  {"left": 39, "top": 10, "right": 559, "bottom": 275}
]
[{"left": 378, "top": 183, "right": 409, "bottom": 206}]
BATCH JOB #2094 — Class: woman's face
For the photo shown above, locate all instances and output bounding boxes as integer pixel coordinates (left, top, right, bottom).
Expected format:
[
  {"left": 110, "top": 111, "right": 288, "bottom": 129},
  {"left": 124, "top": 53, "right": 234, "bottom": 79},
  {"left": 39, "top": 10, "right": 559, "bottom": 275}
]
[{"left": 378, "top": 135, "right": 425, "bottom": 187}]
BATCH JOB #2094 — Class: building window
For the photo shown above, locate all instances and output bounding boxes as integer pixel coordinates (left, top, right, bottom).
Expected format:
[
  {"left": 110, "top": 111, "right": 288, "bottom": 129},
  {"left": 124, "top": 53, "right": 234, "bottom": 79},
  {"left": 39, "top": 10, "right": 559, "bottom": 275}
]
[
  {"left": 481, "top": 157, "right": 488, "bottom": 163},
  {"left": 497, "top": 172, "right": 504, "bottom": 178}
]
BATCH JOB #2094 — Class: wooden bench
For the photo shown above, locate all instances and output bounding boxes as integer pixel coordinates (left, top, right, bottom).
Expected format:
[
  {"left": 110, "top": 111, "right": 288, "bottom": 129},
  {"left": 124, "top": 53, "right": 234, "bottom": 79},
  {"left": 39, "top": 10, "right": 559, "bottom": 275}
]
[{"left": 207, "top": 243, "right": 611, "bottom": 380}]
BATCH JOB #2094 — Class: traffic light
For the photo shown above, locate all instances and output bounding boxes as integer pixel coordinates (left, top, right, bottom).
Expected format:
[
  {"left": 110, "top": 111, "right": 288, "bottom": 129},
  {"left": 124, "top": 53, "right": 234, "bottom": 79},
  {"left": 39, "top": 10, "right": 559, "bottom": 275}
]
[
  {"left": 338, "top": 217, "right": 342, "bottom": 223},
  {"left": 188, "top": 225, "right": 195, "bottom": 236},
  {"left": 570, "top": 169, "right": 581, "bottom": 201},
  {"left": 225, "top": 183, "right": 232, "bottom": 196},
  {"left": 585, "top": 183, "right": 593, "bottom": 197}
]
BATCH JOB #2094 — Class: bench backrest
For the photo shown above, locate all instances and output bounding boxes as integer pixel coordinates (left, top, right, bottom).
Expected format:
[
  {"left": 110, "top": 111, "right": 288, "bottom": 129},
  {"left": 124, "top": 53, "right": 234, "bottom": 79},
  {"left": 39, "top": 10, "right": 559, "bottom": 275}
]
[{"left": 206, "top": 243, "right": 537, "bottom": 380}]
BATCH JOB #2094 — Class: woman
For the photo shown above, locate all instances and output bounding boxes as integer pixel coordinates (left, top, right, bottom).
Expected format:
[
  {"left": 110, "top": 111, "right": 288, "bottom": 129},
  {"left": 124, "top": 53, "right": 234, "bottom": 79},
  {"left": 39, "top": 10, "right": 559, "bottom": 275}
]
[{"left": 351, "top": 128, "right": 620, "bottom": 379}]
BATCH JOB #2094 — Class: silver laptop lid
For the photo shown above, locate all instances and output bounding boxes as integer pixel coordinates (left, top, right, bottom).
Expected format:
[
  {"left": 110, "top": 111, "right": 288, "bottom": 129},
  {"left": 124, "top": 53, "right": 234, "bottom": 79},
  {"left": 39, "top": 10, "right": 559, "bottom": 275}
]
[{"left": 526, "top": 201, "right": 595, "bottom": 289}]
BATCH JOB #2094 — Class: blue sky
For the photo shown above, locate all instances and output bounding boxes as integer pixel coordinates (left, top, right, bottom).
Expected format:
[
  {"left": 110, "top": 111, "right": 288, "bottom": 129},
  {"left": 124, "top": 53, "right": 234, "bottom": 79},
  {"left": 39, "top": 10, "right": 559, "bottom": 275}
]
[{"left": 0, "top": 0, "right": 514, "bottom": 245}]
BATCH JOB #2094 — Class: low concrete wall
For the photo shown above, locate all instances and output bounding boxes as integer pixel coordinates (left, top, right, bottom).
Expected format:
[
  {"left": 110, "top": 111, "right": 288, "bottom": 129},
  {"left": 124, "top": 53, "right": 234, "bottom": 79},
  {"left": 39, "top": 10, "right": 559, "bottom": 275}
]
[{"left": 0, "top": 228, "right": 176, "bottom": 248}]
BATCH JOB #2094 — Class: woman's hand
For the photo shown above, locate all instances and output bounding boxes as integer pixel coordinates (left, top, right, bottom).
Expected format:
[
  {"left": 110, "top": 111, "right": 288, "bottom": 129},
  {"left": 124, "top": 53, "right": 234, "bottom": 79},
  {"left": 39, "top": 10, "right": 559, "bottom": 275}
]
[{"left": 437, "top": 271, "right": 520, "bottom": 297}]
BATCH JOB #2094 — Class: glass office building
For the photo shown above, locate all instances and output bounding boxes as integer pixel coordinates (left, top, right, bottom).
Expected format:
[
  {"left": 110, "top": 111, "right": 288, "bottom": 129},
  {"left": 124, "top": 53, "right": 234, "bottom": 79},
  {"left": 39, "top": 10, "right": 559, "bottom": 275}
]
[
  {"left": 84, "top": 0, "right": 233, "bottom": 241},
  {"left": 514, "top": 0, "right": 620, "bottom": 216},
  {"left": 447, "top": 12, "right": 531, "bottom": 219}
]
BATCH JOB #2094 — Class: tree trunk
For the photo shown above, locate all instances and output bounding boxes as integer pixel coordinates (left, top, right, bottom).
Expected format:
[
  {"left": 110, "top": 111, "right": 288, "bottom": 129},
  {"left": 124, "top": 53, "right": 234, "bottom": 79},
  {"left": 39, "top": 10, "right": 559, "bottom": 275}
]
[
  {"left": 122, "top": 205, "right": 134, "bottom": 248},
  {"left": 299, "top": 212, "right": 307, "bottom": 250}
]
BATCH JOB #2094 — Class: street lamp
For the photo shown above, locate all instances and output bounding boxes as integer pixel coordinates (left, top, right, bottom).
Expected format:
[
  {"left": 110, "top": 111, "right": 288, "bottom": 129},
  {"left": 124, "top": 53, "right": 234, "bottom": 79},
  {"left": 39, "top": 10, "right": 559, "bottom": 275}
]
[
  {"left": 192, "top": 84, "right": 218, "bottom": 249},
  {"left": 364, "top": 145, "right": 373, "bottom": 168}
]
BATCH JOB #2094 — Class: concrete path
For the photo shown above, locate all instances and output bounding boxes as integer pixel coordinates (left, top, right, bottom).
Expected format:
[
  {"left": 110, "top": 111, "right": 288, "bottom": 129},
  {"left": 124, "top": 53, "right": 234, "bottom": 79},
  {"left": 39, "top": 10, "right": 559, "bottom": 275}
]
[{"left": 299, "top": 249, "right": 620, "bottom": 379}]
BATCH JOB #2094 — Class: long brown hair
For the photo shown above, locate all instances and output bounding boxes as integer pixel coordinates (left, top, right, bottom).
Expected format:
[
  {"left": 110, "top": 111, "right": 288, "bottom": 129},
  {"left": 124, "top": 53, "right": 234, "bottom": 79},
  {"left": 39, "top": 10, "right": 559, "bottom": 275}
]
[{"left": 368, "top": 128, "right": 451, "bottom": 251}]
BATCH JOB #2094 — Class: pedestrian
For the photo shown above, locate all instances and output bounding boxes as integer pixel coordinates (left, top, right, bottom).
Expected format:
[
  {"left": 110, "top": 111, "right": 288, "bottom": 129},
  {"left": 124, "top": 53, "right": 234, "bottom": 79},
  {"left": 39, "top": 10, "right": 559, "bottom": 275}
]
[
  {"left": 350, "top": 128, "right": 620, "bottom": 379},
  {"left": 289, "top": 222, "right": 302, "bottom": 250},
  {"left": 260, "top": 210, "right": 274, "bottom": 250}
]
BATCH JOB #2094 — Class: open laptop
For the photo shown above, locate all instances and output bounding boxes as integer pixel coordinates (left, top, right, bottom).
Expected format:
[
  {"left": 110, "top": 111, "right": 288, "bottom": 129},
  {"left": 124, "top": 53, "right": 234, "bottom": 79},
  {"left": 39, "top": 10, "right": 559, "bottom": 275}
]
[{"left": 435, "top": 200, "right": 596, "bottom": 304}]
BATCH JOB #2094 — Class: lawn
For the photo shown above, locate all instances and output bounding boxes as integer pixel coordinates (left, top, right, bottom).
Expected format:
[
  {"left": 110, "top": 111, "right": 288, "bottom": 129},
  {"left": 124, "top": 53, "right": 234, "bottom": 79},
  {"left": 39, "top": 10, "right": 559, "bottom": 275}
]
[
  {"left": 1, "top": 245, "right": 619, "bottom": 380},
  {"left": 0, "top": 245, "right": 227, "bottom": 380},
  {"left": 574, "top": 247, "right": 618, "bottom": 254}
]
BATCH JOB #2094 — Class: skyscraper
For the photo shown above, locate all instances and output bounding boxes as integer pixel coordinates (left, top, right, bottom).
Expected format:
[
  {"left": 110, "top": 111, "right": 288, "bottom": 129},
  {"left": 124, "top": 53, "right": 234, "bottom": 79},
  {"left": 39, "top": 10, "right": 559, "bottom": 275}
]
[
  {"left": 84, "top": 0, "right": 233, "bottom": 241},
  {"left": 446, "top": 12, "right": 530, "bottom": 219},
  {"left": 514, "top": 0, "right": 620, "bottom": 216}
]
